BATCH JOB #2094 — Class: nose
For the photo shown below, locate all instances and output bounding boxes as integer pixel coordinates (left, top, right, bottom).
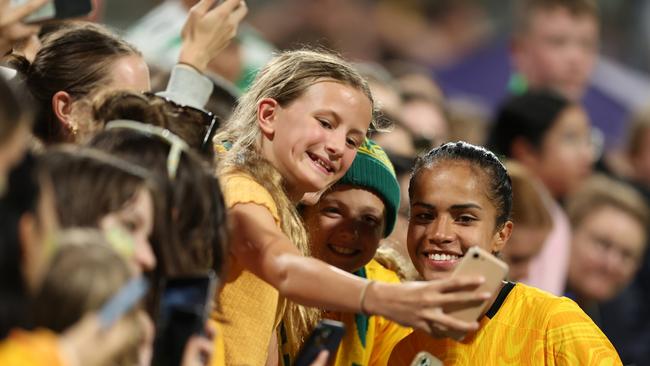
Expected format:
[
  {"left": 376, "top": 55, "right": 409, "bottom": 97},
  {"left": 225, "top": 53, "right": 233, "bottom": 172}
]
[
  {"left": 335, "top": 223, "right": 360, "bottom": 243},
  {"left": 134, "top": 238, "right": 157, "bottom": 272},
  {"left": 324, "top": 130, "right": 346, "bottom": 158},
  {"left": 428, "top": 216, "right": 454, "bottom": 245},
  {"left": 603, "top": 249, "right": 626, "bottom": 278}
]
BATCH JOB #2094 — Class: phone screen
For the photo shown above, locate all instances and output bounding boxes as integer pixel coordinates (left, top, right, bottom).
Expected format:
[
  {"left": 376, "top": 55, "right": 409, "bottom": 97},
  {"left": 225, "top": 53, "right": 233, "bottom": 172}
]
[
  {"left": 159, "top": 280, "right": 211, "bottom": 325},
  {"left": 294, "top": 320, "right": 345, "bottom": 366},
  {"left": 152, "top": 272, "right": 217, "bottom": 366},
  {"left": 10, "top": 0, "right": 92, "bottom": 23}
]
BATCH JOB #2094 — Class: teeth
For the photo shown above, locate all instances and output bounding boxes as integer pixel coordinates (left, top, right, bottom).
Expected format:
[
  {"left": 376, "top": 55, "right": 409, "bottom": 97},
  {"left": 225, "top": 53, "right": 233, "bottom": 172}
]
[
  {"left": 317, "top": 158, "right": 328, "bottom": 169},
  {"left": 330, "top": 245, "right": 357, "bottom": 255},
  {"left": 311, "top": 154, "right": 332, "bottom": 172},
  {"left": 428, "top": 253, "right": 459, "bottom": 261}
]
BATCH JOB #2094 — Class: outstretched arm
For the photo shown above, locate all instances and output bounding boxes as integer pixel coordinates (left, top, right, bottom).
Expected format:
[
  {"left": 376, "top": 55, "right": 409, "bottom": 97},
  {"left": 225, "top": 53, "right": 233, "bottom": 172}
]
[{"left": 230, "top": 202, "right": 489, "bottom": 336}]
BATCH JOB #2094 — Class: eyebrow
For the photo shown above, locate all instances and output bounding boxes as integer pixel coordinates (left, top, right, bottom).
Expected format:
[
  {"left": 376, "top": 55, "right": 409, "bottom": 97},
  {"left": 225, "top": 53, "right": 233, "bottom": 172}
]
[
  {"left": 316, "top": 109, "right": 366, "bottom": 136},
  {"left": 412, "top": 202, "right": 482, "bottom": 210},
  {"left": 321, "top": 199, "right": 383, "bottom": 215}
]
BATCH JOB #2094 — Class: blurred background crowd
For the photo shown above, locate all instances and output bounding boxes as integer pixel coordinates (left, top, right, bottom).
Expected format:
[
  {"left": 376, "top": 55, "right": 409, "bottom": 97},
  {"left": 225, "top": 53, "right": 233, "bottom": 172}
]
[{"left": 2, "top": 0, "right": 650, "bottom": 365}]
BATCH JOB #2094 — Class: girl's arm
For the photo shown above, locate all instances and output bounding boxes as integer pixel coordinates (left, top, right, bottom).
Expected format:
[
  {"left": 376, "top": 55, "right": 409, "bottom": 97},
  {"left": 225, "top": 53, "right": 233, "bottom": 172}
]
[{"left": 230, "top": 203, "right": 488, "bottom": 336}]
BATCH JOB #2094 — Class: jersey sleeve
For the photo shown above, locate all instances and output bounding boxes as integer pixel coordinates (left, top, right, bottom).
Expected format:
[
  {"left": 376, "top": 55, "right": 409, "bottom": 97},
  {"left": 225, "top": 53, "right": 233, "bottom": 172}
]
[
  {"left": 221, "top": 173, "right": 281, "bottom": 225},
  {"left": 545, "top": 298, "right": 623, "bottom": 366}
]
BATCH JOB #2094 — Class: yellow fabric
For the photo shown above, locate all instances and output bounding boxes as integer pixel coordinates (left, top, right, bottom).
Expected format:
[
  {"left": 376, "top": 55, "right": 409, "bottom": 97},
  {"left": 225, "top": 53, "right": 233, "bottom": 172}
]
[
  {"left": 389, "top": 283, "right": 622, "bottom": 366},
  {"left": 208, "top": 319, "right": 225, "bottom": 366},
  {"left": 0, "top": 329, "right": 66, "bottom": 366},
  {"left": 329, "top": 260, "right": 412, "bottom": 366},
  {"left": 213, "top": 172, "right": 282, "bottom": 366}
]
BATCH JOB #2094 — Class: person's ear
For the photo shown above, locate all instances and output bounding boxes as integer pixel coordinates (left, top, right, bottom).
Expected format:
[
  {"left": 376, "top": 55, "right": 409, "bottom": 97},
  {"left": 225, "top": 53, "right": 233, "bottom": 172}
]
[
  {"left": 492, "top": 220, "right": 513, "bottom": 253},
  {"left": 257, "top": 98, "right": 280, "bottom": 139},
  {"left": 511, "top": 137, "right": 540, "bottom": 168},
  {"left": 52, "top": 91, "right": 75, "bottom": 129}
]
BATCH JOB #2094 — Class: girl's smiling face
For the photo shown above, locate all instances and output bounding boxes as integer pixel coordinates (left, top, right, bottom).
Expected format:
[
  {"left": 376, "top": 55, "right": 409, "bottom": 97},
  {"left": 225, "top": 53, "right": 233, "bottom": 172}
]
[
  {"left": 258, "top": 80, "right": 372, "bottom": 200},
  {"left": 407, "top": 161, "right": 512, "bottom": 280},
  {"left": 303, "top": 185, "right": 386, "bottom": 273}
]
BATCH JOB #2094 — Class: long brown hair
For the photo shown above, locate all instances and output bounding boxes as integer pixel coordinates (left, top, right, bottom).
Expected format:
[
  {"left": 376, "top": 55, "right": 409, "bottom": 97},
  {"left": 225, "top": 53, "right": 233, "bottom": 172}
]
[
  {"left": 10, "top": 22, "right": 141, "bottom": 143},
  {"left": 216, "top": 49, "right": 377, "bottom": 357},
  {"left": 89, "top": 127, "right": 228, "bottom": 279}
]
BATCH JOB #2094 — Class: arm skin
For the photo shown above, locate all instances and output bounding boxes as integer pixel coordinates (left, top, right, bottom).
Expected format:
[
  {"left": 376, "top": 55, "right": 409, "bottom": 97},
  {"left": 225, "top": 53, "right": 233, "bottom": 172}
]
[{"left": 229, "top": 202, "right": 489, "bottom": 335}]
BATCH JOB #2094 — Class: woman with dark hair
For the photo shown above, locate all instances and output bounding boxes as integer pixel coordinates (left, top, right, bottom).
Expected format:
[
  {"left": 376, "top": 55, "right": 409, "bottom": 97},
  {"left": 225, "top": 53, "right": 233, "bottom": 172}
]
[
  {"left": 487, "top": 89, "right": 595, "bottom": 295},
  {"left": 89, "top": 122, "right": 228, "bottom": 278},
  {"left": 0, "top": 153, "right": 146, "bottom": 366},
  {"left": 487, "top": 89, "right": 594, "bottom": 200},
  {"left": 40, "top": 146, "right": 162, "bottom": 273},
  {"left": 7, "top": 0, "right": 247, "bottom": 145},
  {"left": 10, "top": 22, "right": 148, "bottom": 143},
  {"left": 389, "top": 141, "right": 620, "bottom": 365}
]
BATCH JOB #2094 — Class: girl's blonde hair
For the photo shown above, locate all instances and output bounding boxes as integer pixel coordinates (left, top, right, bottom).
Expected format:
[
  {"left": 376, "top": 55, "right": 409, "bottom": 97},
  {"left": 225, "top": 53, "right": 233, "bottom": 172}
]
[{"left": 216, "top": 49, "right": 376, "bottom": 357}]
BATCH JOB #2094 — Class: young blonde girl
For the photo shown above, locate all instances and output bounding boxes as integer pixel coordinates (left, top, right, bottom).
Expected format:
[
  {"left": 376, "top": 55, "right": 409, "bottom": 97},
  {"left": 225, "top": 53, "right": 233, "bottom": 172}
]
[{"left": 214, "top": 49, "right": 488, "bottom": 365}]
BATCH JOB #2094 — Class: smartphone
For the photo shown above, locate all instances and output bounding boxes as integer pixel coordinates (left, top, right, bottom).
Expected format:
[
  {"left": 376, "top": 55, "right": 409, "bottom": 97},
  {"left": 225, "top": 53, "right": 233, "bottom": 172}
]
[
  {"left": 11, "top": 0, "right": 93, "bottom": 23},
  {"left": 151, "top": 271, "right": 218, "bottom": 366},
  {"left": 294, "top": 319, "right": 346, "bottom": 366},
  {"left": 445, "top": 246, "right": 508, "bottom": 339},
  {"left": 409, "top": 351, "right": 443, "bottom": 366},
  {"left": 98, "top": 275, "right": 149, "bottom": 330}
]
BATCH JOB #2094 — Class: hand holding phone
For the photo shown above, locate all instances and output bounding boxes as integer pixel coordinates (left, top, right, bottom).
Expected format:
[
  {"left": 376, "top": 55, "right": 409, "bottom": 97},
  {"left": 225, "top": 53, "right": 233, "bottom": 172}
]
[
  {"left": 444, "top": 246, "right": 508, "bottom": 340},
  {"left": 294, "top": 320, "right": 346, "bottom": 366},
  {"left": 152, "top": 271, "right": 218, "bottom": 366}
]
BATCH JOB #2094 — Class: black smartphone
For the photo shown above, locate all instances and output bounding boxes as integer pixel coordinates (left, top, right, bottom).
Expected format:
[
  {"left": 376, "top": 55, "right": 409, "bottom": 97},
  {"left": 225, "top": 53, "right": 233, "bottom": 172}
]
[
  {"left": 294, "top": 319, "right": 346, "bottom": 366},
  {"left": 151, "top": 271, "right": 218, "bottom": 366},
  {"left": 11, "top": 0, "right": 93, "bottom": 23}
]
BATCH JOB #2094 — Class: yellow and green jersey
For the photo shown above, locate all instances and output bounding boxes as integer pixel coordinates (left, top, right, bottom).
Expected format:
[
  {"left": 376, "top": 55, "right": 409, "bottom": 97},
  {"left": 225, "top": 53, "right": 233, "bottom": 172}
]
[
  {"left": 280, "top": 260, "right": 412, "bottom": 366},
  {"left": 389, "top": 282, "right": 622, "bottom": 366}
]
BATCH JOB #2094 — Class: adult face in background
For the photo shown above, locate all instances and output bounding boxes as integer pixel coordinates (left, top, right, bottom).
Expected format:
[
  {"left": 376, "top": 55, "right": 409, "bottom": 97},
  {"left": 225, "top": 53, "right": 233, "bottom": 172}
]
[
  {"left": 23, "top": 22, "right": 149, "bottom": 144},
  {"left": 511, "top": 4, "right": 599, "bottom": 100},
  {"left": 568, "top": 204, "right": 646, "bottom": 302}
]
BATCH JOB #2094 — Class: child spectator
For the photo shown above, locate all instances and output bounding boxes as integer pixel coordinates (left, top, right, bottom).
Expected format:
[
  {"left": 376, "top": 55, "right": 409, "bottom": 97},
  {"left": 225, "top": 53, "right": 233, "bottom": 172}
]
[
  {"left": 297, "top": 139, "right": 411, "bottom": 365},
  {"left": 213, "top": 49, "right": 486, "bottom": 364},
  {"left": 510, "top": 0, "right": 599, "bottom": 100}
]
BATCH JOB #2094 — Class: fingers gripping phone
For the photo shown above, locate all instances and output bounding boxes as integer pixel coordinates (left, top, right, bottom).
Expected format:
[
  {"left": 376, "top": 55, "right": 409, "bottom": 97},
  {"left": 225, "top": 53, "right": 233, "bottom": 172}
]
[
  {"left": 11, "top": 0, "right": 93, "bottom": 23},
  {"left": 151, "top": 271, "right": 218, "bottom": 366},
  {"left": 294, "top": 320, "right": 346, "bottom": 366},
  {"left": 445, "top": 246, "right": 509, "bottom": 339}
]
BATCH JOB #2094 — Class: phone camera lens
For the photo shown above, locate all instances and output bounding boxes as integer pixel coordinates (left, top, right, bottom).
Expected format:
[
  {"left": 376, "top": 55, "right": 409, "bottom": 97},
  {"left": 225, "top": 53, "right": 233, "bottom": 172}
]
[{"left": 473, "top": 252, "right": 479, "bottom": 259}]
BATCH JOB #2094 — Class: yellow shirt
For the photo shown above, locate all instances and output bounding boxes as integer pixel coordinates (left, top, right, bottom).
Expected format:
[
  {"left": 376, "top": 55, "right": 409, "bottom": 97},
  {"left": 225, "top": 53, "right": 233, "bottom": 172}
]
[
  {"left": 389, "top": 283, "right": 622, "bottom": 366},
  {"left": 0, "top": 329, "right": 66, "bottom": 366},
  {"left": 212, "top": 172, "right": 282, "bottom": 366},
  {"left": 329, "top": 260, "right": 413, "bottom": 366}
]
